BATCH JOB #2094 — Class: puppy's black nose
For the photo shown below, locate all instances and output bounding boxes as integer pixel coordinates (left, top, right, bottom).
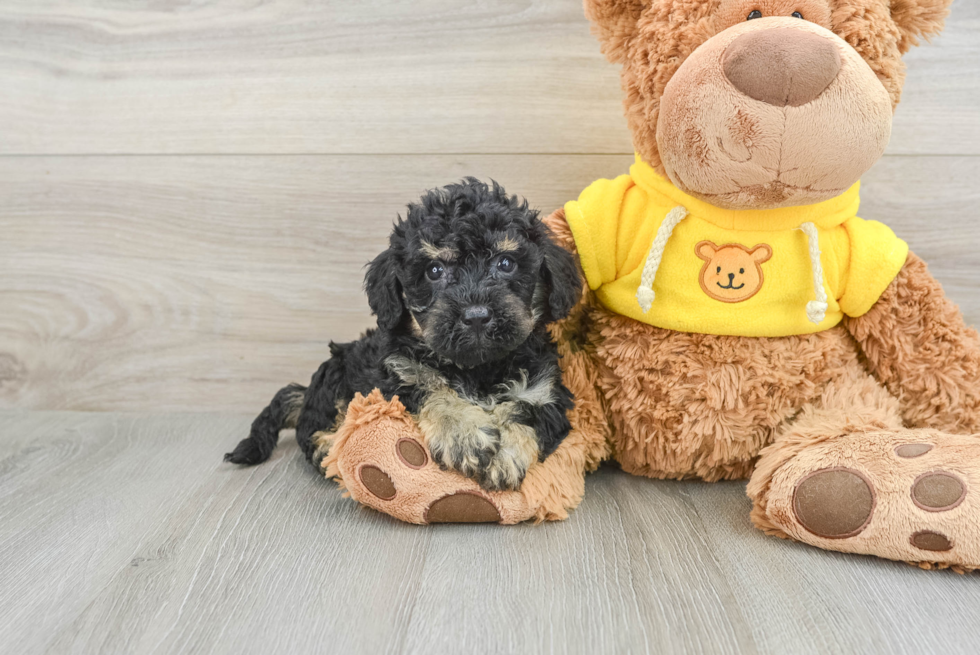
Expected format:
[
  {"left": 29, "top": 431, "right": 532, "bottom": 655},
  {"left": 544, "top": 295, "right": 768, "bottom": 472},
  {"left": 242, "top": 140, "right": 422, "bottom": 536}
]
[{"left": 462, "top": 305, "right": 492, "bottom": 331}]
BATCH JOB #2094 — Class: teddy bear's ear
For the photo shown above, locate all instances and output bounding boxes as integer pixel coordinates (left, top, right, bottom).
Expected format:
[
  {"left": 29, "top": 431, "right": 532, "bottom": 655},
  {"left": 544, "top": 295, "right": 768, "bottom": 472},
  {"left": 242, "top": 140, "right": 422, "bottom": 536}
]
[
  {"left": 584, "top": 0, "right": 648, "bottom": 63},
  {"left": 888, "top": 0, "right": 954, "bottom": 53}
]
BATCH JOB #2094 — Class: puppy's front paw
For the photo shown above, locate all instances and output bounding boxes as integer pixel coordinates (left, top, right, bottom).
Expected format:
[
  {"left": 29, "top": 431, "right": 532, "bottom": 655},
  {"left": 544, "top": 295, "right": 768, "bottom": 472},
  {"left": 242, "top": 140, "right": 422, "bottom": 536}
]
[
  {"left": 418, "top": 390, "right": 500, "bottom": 479},
  {"left": 479, "top": 423, "right": 540, "bottom": 492},
  {"left": 427, "top": 423, "right": 501, "bottom": 479}
]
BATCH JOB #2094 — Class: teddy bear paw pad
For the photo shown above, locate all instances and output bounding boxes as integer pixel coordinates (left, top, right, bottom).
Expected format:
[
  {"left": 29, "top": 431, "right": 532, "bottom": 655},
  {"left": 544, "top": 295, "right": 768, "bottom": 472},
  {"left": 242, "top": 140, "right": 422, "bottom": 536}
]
[
  {"left": 911, "top": 471, "right": 966, "bottom": 512},
  {"left": 792, "top": 467, "right": 875, "bottom": 539},
  {"left": 910, "top": 530, "right": 953, "bottom": 552},
  {"left": 425, "top": 492, "right": 502, "bottom": 523},
  {"left": 895, "top": 443, "right": 933, "bottom": 458},
  {"left": 762, "top": 430, "right": 980, "bottom": 570},
  {"left": 396, "top": 438, "right": 428, "bottom": 468},
  {"left": 358, "top": 465, "right": 397, "bottom": 500}
]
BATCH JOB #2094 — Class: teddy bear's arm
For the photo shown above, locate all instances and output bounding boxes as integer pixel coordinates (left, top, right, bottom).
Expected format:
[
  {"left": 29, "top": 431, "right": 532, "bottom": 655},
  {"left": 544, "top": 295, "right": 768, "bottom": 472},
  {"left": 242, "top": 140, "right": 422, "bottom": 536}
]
[{"left": 844, "top": 252, "right": 980, "bottom": 434}]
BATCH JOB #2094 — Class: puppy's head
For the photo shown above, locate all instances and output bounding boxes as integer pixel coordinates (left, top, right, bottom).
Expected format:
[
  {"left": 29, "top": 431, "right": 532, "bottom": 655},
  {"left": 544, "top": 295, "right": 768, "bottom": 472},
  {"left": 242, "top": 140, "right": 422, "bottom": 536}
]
[{"left": 365, "top": 179, "right": 580, "bottom": 368}]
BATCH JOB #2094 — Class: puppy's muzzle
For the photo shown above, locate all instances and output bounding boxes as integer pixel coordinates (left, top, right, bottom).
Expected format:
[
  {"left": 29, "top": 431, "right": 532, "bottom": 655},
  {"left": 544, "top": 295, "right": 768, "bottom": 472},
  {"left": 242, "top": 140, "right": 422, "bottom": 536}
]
[{"left": 461, "top": 304, "right": 494, "bottom": 334}]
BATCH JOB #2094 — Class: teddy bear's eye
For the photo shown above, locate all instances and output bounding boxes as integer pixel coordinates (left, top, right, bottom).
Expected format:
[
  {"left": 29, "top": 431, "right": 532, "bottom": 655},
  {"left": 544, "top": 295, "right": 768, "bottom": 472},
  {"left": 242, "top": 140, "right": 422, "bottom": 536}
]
[
  {"left": 792, "top": 11, "right": 804, "bottom": 18},
  {"left": 717, "top": 266, "right": 722, "bottom": 273},
  {"left": 747, "top": 9, "right": 763, "bottom": 20},
  {"left": 739, "top": 268, "right": 745, "bottom": 274}
]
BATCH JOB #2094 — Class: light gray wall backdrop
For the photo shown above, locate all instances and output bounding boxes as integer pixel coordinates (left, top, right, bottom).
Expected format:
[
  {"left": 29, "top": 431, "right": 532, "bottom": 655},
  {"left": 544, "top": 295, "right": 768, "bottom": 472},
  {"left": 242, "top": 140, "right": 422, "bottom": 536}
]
[{"left": 0, "top": 0, "right": 977, "bottom": 412}]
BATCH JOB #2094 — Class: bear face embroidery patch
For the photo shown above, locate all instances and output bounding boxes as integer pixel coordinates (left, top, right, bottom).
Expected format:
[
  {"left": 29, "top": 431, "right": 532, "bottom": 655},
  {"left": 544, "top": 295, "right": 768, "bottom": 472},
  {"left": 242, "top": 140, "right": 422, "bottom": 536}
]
[{"left": 695, "top": 241, "right": 772, "bottom": 303}]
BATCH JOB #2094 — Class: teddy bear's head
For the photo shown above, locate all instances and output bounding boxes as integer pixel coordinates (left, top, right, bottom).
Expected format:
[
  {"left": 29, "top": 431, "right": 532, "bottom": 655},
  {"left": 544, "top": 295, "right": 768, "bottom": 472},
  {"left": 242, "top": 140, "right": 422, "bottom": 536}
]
[{"left": 585, "top": 0, "right": 952, "bottom": 209}]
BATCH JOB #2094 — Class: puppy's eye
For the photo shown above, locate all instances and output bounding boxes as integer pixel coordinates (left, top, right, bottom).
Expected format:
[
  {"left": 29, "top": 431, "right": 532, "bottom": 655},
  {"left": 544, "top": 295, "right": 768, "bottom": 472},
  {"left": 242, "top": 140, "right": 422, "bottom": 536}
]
[
  {"left": 791, "top": 11, "right": 803, "bottom": 18},
  {"left": 425, "top": 263, "right": 444, "bottom": 281},
  {"left": 747, "top": 9, "right": 762, "bottom": 20},
  {"left": 497, "top": 257, "right": 517, "bottom": 274}
]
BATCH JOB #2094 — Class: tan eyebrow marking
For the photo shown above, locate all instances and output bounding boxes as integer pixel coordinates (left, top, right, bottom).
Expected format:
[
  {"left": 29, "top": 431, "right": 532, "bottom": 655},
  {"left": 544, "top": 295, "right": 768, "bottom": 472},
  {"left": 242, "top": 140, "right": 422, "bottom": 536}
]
[
  {"left": 495, "top": 236, "right": 520, "bottom": 253},
  {"left": 419, "top": 240, "right": 458, "bottom": 261}
]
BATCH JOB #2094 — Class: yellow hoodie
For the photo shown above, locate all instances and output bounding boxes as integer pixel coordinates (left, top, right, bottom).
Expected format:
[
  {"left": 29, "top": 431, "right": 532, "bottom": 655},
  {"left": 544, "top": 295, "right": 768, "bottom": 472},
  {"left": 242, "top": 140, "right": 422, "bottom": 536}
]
[{"left": 564, "top": 156, "right": 908, "bottom": 337}]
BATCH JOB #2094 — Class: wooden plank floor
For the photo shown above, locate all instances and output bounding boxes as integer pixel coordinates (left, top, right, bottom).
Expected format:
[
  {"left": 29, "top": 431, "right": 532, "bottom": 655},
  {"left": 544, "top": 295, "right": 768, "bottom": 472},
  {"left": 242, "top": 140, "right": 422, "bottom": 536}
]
[
  {"left": 1, "top": 1, "right": 979, "bottom": 654},
  {"left": 2, "top": 410, "right": 980, "bottom": 655}
]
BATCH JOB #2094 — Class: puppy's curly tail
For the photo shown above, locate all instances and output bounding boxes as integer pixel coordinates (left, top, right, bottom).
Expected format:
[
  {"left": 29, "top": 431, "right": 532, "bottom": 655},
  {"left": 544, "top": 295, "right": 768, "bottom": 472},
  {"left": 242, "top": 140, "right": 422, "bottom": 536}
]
[{"left": 224, "top": 383, "right": 307, "bottom": 466}]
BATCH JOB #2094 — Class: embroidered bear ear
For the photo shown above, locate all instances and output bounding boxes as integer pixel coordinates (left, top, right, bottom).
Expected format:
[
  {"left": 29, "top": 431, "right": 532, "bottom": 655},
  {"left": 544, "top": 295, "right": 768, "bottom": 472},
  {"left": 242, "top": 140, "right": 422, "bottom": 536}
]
[
  {"left": 748, "top": 244, "right": 773, "bottom": 264},
  {"left": 695, "top": 241, "right": 718, "bottom": 261}
]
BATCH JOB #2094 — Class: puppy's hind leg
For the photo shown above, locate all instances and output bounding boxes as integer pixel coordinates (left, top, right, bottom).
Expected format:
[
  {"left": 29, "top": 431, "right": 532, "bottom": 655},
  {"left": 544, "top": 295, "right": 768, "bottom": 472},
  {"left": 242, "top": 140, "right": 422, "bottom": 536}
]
[
  {"left": 224, "top": 383, "right": 306, "bottom": 465},
  {"left": 296, "top": 353, "right": 351, "bottom": 464}
]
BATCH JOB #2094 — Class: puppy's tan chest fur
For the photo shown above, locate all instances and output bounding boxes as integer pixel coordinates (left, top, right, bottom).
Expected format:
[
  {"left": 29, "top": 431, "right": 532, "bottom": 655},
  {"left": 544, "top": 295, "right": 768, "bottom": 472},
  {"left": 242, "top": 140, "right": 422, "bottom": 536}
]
[{"left": 587, "top": 306, "right": 863, "bottom": 480}]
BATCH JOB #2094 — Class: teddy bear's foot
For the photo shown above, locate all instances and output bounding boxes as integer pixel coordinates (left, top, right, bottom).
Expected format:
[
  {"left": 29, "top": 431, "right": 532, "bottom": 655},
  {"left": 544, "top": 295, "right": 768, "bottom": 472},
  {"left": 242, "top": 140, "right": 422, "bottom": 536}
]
[
  {"left": 751, "top": 428, "right": 980, "bottom": 572},
  {"left": 318, "top": 390, "right": 541, "bottom": 525}
]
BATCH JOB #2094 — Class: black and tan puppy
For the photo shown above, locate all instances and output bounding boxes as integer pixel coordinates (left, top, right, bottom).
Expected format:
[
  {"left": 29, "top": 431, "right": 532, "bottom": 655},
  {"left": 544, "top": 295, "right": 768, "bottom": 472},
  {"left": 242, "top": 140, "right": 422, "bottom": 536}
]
[{"left": 225, "top": 179, "right": 581, "bottom": 491}]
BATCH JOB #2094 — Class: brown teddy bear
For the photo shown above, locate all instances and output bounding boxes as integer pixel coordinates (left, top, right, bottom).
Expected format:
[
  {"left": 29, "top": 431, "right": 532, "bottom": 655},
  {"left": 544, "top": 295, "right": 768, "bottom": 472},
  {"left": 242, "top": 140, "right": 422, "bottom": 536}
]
[{"left": 322, "top": 0, "right": 980, "bottom": 571}]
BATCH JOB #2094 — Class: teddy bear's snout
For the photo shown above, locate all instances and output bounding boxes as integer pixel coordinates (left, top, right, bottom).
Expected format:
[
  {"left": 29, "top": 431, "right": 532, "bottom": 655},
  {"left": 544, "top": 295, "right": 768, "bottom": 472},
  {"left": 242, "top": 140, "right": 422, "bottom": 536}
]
[
  {"left": 723, "top": 28, "right": 841, "bottom": 107},
  {"left": 657, "top": 17, "right": 891, "bottom": 210}
]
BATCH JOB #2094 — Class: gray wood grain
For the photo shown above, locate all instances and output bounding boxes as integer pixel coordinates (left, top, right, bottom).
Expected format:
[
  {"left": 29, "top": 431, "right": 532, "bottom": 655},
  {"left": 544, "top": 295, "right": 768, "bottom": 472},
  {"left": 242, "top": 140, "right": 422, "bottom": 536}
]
[
  {"left": 677, "top": 477, "right": 980, "bottom": 654},
  {"left": 2, "top": 154, "right": 977, "bottom": 414},
  {"left": 0, "top": 0, "right": 976, "bottom": 156},
  {"left": 2, "top": 411, "right": 980, "bottom": 655}
]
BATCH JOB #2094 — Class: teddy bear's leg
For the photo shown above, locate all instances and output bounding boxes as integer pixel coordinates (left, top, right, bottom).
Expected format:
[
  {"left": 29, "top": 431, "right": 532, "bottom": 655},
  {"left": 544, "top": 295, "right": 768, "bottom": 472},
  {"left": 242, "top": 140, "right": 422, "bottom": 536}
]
[
  {"left": 748, "top": 367, "right": 980, "bottom": 572},
  {"left": 845, "top": 252, "right": 980, "bottom": 434}
]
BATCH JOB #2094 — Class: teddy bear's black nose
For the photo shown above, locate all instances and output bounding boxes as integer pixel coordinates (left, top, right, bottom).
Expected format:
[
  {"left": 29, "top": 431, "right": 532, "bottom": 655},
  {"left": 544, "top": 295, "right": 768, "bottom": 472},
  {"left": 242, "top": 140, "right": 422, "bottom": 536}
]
[
  {"left": 723, "top": 28, "right": 841, "bottom": 107},
  {"left": 728, "top": 272, "right": 736, "bottom": 282}
]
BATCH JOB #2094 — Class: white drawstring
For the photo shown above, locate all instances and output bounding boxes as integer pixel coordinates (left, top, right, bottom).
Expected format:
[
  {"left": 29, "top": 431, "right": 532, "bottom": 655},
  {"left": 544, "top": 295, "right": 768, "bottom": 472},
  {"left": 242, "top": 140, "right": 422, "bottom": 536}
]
[
  {"left": 636, "top": 205, "right": 688, "bottom": 313},
  {"left": 799, "top": 222, "right": 828, "bottom": 324}
]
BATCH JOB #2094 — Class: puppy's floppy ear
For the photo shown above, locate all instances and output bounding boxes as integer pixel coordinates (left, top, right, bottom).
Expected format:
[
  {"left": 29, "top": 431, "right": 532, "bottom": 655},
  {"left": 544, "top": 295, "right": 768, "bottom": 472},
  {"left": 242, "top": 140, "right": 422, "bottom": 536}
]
[
  {"left": 364, "top": 248, "right": 405, "bottom": 331},
  {"left": 540, "top": 238, "right": 582, "bottom": 321}
]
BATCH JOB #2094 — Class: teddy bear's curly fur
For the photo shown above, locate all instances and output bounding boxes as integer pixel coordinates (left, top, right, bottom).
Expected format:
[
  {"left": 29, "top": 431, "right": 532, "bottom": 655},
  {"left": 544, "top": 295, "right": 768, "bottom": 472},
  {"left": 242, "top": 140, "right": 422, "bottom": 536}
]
[{"left": 322, "top": 0, "right": 980, "bottom": 571}]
